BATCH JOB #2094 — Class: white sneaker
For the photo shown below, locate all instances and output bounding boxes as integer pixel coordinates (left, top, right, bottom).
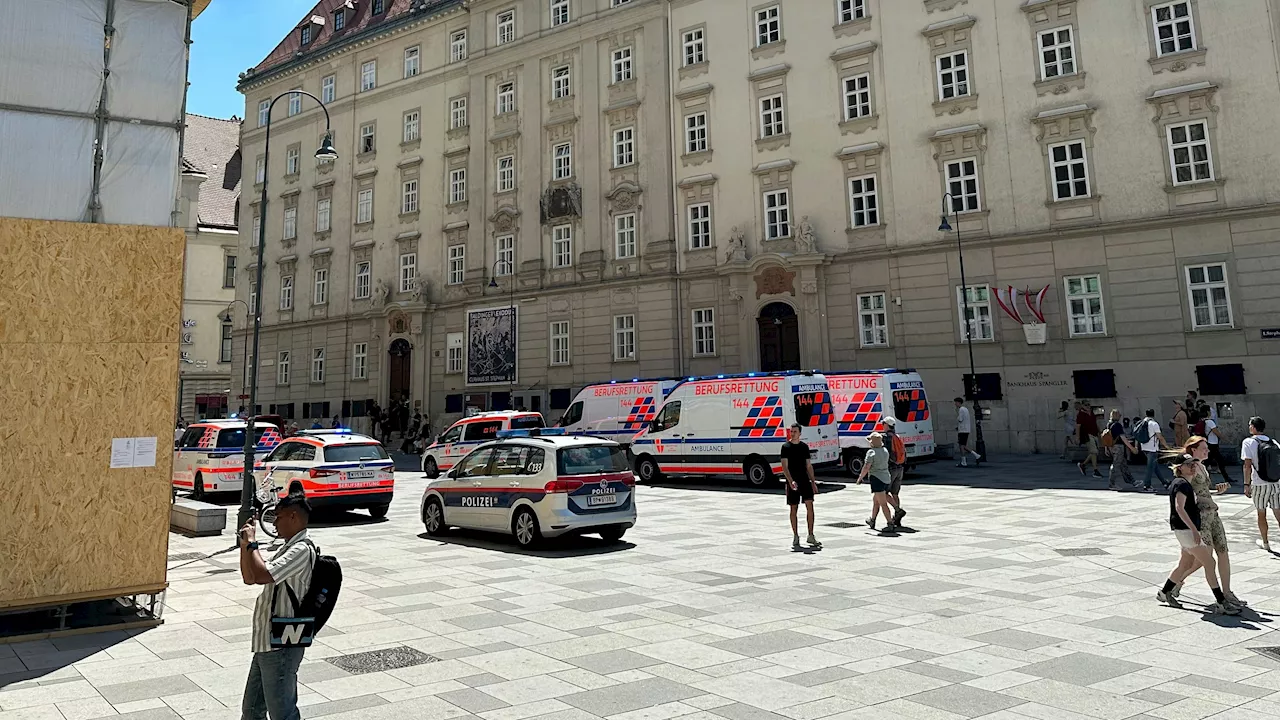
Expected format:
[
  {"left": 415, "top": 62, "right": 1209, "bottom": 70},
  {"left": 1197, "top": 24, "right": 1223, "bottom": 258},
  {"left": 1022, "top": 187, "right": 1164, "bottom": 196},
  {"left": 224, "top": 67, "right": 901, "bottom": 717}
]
[{"left": 1257, "top": 538, "right": 1272, "bottom": 552}]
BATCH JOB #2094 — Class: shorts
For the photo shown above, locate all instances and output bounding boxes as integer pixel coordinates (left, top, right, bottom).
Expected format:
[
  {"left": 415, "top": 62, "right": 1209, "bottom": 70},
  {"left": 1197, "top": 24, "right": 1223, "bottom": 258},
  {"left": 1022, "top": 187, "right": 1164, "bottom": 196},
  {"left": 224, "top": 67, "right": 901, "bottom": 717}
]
[
  {"left": 786, "top": 480, "right": 815, "bottom": 506},
  {"left": 1174, "top": 529, "right": 1207, "bottom": 550},
  {"left": 957, "top": 432, "right": 970, "bottom": 446},
  {"left": 888, "top": 466, "right": 904, "bottom": 495},
  {"left": 1252, "top": 481, "right": 1280, "bottom": 511},
  {"left": 869, "top": 476, "right": 892, "bottom": 494},
  {"left": 1084, "top": 436, "right": 1098, "bottom": 455}
]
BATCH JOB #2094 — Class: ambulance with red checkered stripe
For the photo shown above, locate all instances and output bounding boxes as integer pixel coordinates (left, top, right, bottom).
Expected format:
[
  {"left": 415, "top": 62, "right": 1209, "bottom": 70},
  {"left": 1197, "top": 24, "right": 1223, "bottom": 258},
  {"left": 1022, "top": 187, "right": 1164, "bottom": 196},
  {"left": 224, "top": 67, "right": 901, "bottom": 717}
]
[
  {"left": 172, "top": 418, "right": 285, "bottom": 500},
  {"left": 556, "top": 378, "right": 681, "bottom": 448},
  {"left": 630, "top": 371, "right": 840, "bottom": 486},
  {"left": 826, "top": 370, "right": 935, "bottom": 475}
]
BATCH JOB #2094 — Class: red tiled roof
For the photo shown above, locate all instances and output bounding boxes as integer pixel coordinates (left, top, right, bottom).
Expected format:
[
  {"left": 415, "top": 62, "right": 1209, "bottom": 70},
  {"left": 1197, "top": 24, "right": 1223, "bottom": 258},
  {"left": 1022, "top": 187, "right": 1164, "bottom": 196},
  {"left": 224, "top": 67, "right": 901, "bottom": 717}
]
[
  {"left": 182, "top": 114, "right": 243, "bottom": 230},
  {"left": 251, "top": 0, "right": 421, "bottom": 76}
]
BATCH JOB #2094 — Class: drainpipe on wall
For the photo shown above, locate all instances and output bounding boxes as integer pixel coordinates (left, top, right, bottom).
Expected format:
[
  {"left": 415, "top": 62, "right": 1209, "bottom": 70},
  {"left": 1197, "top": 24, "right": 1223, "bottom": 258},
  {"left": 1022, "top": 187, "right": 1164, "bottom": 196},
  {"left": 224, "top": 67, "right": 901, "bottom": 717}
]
[{"left": 665, "top": 0, "right": 686, "bottom": 375}]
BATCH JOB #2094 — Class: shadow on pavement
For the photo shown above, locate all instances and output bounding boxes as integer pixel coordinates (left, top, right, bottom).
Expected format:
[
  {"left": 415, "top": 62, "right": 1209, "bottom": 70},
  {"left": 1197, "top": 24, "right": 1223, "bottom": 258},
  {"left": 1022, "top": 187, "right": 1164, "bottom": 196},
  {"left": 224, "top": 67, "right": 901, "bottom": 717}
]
[
  {"left": 641, "top": 476, "right": 850, "bottom": 495},
  {"left": 416, "top": 529, "right": 636, "bottom": 558},
  {"left": 898, "top": 453, "right": 1198, "bottom": 494}
]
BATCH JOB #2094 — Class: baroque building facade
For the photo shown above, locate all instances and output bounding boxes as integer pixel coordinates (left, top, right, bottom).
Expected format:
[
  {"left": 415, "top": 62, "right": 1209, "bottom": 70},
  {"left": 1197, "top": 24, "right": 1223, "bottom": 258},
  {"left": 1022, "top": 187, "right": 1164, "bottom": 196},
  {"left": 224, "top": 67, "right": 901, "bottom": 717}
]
[{"left": 235, "top": 0, "right": 1280, "bottom": 452}]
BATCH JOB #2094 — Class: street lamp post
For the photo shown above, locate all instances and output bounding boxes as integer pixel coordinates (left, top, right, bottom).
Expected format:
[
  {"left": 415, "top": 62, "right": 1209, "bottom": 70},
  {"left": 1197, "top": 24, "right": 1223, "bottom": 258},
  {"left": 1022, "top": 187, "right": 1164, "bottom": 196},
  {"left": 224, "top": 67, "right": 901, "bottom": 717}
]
[
  {"left": 489, "top": 259, "right": 516, "bottom": 408},
  {"left": 222, "top": 299, "right": 251, "bottom": 408},
  {"left": 938, "top": 195, "right": 986, "bottom": 465},
  {"left": 238, "top": 90, "right": 338, "bottom": 531}
]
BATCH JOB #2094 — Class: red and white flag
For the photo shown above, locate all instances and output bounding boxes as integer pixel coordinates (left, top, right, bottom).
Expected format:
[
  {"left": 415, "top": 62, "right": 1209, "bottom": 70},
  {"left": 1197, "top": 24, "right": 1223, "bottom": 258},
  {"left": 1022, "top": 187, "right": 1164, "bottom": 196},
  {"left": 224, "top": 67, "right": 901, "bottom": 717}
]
[
  {"left": 994, "top": 286, "right": 1024, "bottom": 323},
  {"left": 1024, "top": 284, "right": 1050, "bottom": 323}
]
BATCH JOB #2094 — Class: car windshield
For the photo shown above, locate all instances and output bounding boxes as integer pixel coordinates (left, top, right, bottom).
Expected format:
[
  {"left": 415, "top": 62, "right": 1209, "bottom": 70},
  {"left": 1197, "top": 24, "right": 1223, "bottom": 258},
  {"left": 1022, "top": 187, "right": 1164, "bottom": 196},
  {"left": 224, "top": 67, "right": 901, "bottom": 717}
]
[
  {"left": 324, "top": 444, "right": 390, "bottom": 462},
  {"left": 557, "top": 444, "right": 630, "bottom": 475},
  {"left": 510, "top": 415, "right": 545, "bottom": 429}
]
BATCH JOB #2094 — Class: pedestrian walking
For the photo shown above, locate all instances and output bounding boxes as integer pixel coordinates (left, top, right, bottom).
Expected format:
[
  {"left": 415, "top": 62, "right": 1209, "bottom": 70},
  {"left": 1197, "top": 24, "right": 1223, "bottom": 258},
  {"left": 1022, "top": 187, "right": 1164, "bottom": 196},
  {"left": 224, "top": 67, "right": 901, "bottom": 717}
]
[
  {"left": 1242, "top": 416, "right": 1280, "bottom": 552},
  {"left": 1077, "top": 403, "right": 1102, "bottom": 479},
  {"left": 1171, "top": 400, "right": 1190, "bottom": 447},
  {"left": 238, "top": 488, "right": 316, "bottom": 720},
  {"left": 1137, "top": 409, "right": 1172, "bottom": 491},
  {"left": 1059, "top": 400, "right": 1076, "bottom": 460},
  {"left": 780, "top": 424, "right": 821, "bottom": 550},
  {"left": 1162, "top": 437, "right": 1247, "bottom": 610},
  {"left": 1105, "top": 409, "right": 1136, "bottom": 489},
  {"left": 856, "top": 432, "right": 899, "bottom": 532},
  {"left": 954, "top": 397, "right": 979, "bottom": 467},
  {"left": 1200, "top": 409, "right": 1231, "bottom": 483},
  {"left": 881, "top": 416, "right": 908, "bottom": 530},
  {"left": 1157, "top": 454, "right": 1239, "bottom": 615}
]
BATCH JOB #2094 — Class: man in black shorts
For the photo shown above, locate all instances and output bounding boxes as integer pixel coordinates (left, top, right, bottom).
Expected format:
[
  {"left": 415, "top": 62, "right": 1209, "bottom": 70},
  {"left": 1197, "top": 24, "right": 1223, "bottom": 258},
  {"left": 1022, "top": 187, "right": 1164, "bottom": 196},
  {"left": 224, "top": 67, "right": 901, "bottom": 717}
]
[{"left": 781, "top": 423, "right": 821, "bottom": 550}]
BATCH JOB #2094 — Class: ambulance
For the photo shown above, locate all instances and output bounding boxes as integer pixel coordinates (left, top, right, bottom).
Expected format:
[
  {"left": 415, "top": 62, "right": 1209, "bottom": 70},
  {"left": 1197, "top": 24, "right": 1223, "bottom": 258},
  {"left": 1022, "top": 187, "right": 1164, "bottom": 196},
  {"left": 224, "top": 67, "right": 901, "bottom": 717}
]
[
  {"left": 172, "top": 418, "right": 285, "bottom": 499},
  {"left": 420, "top": 410, "right": 545, "bottom": 478},
  {"left": 557, "top": 378, "right": 681, "bottom": 447},
  {"left": 826, "top": 369, "right": 935, "bottom": 475},
  {"left": 255, "top": 429, "right": 395, "bottom": 518},
  {"left": 629, "top": 371, "right": 840, "bottom": 486}
]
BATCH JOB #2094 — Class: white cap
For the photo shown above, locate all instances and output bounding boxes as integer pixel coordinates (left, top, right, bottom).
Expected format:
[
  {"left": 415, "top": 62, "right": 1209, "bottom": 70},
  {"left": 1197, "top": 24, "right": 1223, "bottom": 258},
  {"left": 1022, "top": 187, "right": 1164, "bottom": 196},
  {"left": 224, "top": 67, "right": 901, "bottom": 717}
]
[{"left": 881, "top": 416, "right": 897, "bottom": 427}]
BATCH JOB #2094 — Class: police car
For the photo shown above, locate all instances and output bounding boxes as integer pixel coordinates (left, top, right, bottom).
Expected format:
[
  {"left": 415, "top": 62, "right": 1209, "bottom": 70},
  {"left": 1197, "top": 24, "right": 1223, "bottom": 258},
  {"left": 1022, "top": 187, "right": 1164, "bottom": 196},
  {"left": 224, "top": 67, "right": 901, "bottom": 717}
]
[
  {"left": 419, "top": 429, "right": 636, "bottom": 548},
  {"left": 254, "top": 429, "right": 395, "bottom": 518},
  {"left": 173, "top": 419, "right": 284, "bottom": 499},
  {"left": 420, "top": 411, "right": 545, "bottom": 478}
]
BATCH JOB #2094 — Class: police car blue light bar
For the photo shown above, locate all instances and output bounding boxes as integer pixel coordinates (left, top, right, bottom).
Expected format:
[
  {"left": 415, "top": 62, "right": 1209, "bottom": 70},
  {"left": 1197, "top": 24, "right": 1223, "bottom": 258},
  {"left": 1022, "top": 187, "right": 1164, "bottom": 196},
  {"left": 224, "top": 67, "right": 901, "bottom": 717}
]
[{"left": 497, "top": 428, "right": 568, "bottom": 439}]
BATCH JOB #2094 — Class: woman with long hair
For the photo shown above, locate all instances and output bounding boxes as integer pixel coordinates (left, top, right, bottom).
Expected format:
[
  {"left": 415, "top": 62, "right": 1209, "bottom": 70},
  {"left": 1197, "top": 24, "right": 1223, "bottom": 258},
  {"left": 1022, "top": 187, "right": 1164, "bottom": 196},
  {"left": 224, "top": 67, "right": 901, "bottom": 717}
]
[{"left": 1157, "top": 454, "right": 1239, "bottom": 615}]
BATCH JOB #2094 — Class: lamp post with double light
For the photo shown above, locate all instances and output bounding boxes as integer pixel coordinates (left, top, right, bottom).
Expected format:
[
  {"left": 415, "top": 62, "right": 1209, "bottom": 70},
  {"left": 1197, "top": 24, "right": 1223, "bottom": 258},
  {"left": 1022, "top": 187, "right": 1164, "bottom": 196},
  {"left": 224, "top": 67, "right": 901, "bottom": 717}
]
[
  {"left": 237, "top": 90, "right": 338, "bottom": 531},
  {"left": 489, "top": 259, "right": 517, "bottom": 407},
  {"left": 938, "top": 194, "right": 986, "bottom": 465},
  {"left": 222, "top": 299, "right": 251, "bottom": 400}
]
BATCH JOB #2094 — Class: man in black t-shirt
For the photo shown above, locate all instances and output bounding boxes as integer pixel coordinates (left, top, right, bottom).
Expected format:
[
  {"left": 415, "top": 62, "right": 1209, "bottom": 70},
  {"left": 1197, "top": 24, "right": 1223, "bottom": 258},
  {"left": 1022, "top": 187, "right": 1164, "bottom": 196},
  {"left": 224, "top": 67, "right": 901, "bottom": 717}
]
[{"left": 781, "top": 424, "right": 821, "bottom": 551}]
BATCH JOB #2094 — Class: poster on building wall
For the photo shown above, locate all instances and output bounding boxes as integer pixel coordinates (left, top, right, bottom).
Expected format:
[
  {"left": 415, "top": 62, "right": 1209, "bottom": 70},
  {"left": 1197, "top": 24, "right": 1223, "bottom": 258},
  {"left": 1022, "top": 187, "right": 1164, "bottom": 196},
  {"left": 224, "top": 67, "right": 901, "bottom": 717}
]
[{"left": 466, "top": 306, "right": 517, "bottom": 385}]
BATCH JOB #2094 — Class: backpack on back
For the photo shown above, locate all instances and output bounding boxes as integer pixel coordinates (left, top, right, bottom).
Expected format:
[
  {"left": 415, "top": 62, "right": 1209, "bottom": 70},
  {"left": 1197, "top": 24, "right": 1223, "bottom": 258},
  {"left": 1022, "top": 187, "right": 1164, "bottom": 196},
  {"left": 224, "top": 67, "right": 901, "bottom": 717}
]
[
  {"left": 1134, "top": 419, "right": 1152, "bottom": 445},
  {"left": 1257, "top": 438, "right": 1280, "bottom": 482},
  {"left": 889, "top": 433, "right": 906, "bottom": 465},
  {"left": 300, "top": 542, "right": 342, "bottom": 634}
]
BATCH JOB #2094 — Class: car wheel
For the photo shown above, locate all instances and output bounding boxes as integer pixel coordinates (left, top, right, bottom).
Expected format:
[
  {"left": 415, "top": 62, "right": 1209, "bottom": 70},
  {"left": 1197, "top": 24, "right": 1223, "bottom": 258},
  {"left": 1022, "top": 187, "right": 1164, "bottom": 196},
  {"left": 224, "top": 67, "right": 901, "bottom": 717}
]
[
  {"left": 512, "top": 507, "right": 542, "bottom": 548},
  {"left": 423, "top": 498, "right": 447, "bottom": 536},
  {"left": 744, "top": 459, "right": 773, "bottom": 487},
  {"left": 599, "top": 525, "right": 627, "bottom": 543},
  {"left": 192, "top": 474, "right": 206, "bottom": 501},
  {"left": 423, "top": 456, "right": 439, "bottom": 479},
  {"left": 635, "top": 455, "right": 662, "bottom": 483},
  {"left": 844, "top": 452, "right": 864, "bottom": 477},
  {"left": 368, "top": 504, "right": 390, "bottom": 519}
]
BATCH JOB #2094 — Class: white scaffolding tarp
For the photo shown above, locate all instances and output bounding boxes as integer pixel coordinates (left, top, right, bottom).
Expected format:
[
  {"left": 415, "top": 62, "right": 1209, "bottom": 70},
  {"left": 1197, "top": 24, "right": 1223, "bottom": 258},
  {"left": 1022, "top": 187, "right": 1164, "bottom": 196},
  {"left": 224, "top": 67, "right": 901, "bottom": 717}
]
[{"left": 0, "top": 0, "right": 189, "bottom": 226}]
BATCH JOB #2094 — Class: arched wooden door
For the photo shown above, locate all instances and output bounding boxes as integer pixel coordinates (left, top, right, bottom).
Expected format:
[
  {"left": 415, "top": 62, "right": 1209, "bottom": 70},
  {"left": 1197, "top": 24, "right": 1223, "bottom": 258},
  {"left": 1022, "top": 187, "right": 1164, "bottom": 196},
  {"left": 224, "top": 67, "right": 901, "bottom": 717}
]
[
  {"left": 387, "top": 339, "right": 412, "bottom": 426},
  {"left": 757, "top": 302, "right": 801, "bottom": 372}
]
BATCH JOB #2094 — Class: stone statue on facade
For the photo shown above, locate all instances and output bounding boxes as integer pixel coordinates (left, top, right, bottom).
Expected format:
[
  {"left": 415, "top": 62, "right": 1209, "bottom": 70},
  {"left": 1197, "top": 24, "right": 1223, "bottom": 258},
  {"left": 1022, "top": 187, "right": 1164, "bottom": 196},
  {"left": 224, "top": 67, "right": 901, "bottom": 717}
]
[
  {"left": 725, "top": 226, "right": 747, "bottom": 263},
  {"left": 411, "top": 275, "right": 429, "bottom": 302},
  {"left": 795, "top": 216, "right": 817, "bottom": 254},
  {"left": 372, "top": 279, "right": 390, "bottom": 307}
]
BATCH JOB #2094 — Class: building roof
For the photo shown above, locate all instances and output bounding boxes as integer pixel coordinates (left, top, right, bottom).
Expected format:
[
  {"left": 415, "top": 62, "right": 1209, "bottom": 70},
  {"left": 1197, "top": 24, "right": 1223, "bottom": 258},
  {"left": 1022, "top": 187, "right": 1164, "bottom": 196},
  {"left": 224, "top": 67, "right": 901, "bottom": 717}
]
[
  {"left": 182, "top": 113, "right": 242, "bottom": 230},
  {"left": 250, "top": 0, "right": 432, "bottom": 78}
]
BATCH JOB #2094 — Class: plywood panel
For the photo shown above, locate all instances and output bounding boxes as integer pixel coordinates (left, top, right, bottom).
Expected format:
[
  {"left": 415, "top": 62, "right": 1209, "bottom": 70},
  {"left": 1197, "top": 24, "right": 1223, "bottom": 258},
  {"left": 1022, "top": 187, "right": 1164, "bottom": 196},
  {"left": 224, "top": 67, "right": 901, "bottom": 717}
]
[{"left": 0, "top": 217, "right": 183, "bottom": 609}]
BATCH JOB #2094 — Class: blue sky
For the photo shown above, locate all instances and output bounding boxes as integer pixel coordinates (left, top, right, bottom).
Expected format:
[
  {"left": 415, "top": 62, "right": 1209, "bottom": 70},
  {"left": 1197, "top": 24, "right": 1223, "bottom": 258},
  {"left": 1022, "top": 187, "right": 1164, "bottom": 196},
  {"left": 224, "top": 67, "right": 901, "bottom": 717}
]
[{"left": 188, "top": 0, "right": 314, "bottom": 119}]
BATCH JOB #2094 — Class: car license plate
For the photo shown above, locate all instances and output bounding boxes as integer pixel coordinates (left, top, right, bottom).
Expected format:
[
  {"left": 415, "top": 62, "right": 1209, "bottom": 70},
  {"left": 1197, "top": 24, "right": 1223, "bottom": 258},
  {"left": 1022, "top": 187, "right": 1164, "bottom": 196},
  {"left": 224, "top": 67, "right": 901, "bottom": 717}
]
[
  {"left": 345, "top": 470, "right": 375, "bottom": 479},
  {"left": 586, "top": 495, "right": 618, "bottom": 507}
]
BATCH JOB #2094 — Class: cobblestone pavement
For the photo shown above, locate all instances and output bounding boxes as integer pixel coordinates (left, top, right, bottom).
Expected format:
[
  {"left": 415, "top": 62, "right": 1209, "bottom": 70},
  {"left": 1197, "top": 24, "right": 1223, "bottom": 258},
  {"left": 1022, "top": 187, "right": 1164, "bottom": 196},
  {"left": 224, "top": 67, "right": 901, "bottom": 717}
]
[{"left": 5, "top": 455, "right": 1280, "bottom": 720}]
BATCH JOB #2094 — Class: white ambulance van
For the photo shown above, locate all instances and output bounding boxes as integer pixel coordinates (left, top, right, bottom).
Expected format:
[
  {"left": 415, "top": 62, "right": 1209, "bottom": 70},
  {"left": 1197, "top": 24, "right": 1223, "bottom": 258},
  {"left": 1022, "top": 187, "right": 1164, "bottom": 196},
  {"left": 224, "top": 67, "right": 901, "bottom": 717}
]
[
  {"left": 826, "top": 369, "right": 935, "bottom": 475},
  {"left": 557, "top": 378, "right": 680, "bottom": 447},
  {"left": 629, "top": 371, "right": 840, "bottom": 486}
]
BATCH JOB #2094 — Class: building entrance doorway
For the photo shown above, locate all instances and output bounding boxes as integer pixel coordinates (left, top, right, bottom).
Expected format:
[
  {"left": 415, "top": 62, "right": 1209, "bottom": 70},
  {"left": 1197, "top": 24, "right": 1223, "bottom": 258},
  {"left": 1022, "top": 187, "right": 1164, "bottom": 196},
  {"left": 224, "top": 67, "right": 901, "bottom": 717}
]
[
  {"left": 758, "top": 302, "right": 801, "bottom": 372},
  {"left": 387, "top": 339, "right": 412, "bottom": 431}
]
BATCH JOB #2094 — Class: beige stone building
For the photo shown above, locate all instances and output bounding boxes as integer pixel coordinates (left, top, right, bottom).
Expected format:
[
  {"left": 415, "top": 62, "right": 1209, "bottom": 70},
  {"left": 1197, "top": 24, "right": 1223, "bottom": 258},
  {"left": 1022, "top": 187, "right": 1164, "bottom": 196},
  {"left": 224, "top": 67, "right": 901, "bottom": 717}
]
[{"left": 235, "top": 0, "right": 1280, "bottom": 452}]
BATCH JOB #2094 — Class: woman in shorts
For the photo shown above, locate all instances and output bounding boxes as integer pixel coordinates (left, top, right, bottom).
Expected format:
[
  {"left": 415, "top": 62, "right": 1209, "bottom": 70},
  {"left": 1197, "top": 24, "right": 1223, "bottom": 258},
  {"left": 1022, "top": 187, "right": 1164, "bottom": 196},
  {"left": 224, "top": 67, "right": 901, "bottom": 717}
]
[
  {"left": 856, "top": 432, "right": 896, "bottom": 532},
  {"left": 1161, "top": 437, "right": 1246, "bottom": 610},
  {"left": 1157, "top": 455, "right": 1238, "bottom": 615}
]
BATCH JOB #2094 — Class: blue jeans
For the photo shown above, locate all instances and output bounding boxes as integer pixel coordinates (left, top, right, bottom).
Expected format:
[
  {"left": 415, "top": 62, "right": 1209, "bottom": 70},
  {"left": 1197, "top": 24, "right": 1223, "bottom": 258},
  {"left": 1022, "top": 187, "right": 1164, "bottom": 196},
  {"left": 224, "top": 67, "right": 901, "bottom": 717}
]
[
  {"left": 242, "top": 648, "right": 305, "bottom": 720},
  {"left": 1143, "top": 451, "right": 1171, "bottom": 489}
]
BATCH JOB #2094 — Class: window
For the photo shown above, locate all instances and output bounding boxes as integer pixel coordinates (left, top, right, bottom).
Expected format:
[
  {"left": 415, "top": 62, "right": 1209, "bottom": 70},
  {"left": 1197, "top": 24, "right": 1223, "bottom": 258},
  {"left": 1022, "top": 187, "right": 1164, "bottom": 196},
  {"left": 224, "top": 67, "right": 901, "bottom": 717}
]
[
  {"left": 372, "top": 0, "right": 385, "bottom": 14},
  {"left": 316, "top": 198, "right": 331, "bottom": 233},
  {"left": 553, "top": 224, "right": 573, "bottom": 267},
  {"left": 550, "top": 321, "right": 570, "bottom": 365},
  {"left": 321, "top": 75, "right": 335, "bottom": 104},
  {"left": 497, "top": 155, "right": 515, "bottom": 192},
  {"left": 220, "top": 321, "right": 233, "bottom": 363},
  {"left": 402, "top": 179, "right": 419, "bottom": 214},
  {"left": 404, "top": 46, "right": 420, "bottom": 77},
  {"left": 497, "top": 10, "right": 516, "bottom": 45},
  {"left": 612, "top": 47, "right": 633, "bottom": 83},
  {"left": 683, "top": 28, "right": 705, "bottom": 66},
  {"left": 352, "top": 343, "right": 367, "bottom": 380},
  {"left": 936, "top": 51, "right": 970, "bottom": 100},
  {"left": 763, "top": 189, "right": 790, "bottom": 239},
  {"left": 1038, "top": 27, "right": 1076, "bottom": 80},
  {"left": 843, "top": 74, "right": 871, "bottom": 120},
  {"left": 354, "top": 261, "right": 371, "bottom": 299},
  {"left": 945, "top": 159, "right": 980, "bottom": 213},
  {"left": 1049, "top": 141, "right": 1090, "bottom": 200},
  {"left": 399, "top": 252, "right": 417, "bottom": 293},
  {"left": 447, "top": 332, "right": 464, "bottom": 373},
  {"left": 848, "top": 174, "right": 879, "bottom": 227},
  {"left": 838, "top": 0, "right": 866, "bottom": 24},
  {"left": 759, "top": 95, "right": 785, "bottom": 138},
  {"left": 551, "top": 65, "right": 571, "bottom": 99},
  {"left": 688, "top": 203, "right": 711, "bottom": 249},
  {"left": 496, "top": 83, "right": 515, "bottom": 115},
  {"left": 756, "top": 5, "right": 780, "bottom": 47},
  {"left": 403, "top": 110, "right": 420, "bottom": 142},
  {"left": 550, "top": 0, "right": 569, "bottom": 27},
  {"left": 614, "top": 213, "right": 636, "bottom": 259},
  {"left": 313, "top": 268, "right": 328, "bottom": 305},
  {"left": 613, "top": 127, "right": 635, "bottom": 167},
  {"left": 251, "top": 215, "right": 260, "bottom": 246},
  {"left": 553, "top": 142, "right": 572, "bottom": 180},
  {"left": 333, "top": 9, "right": 346, "bottom": 31},
  {"left": 858, "top": 293, "right": 888, "bottom": 347},
  {"left": 311, "top": 348, "right": 325, "bottom": 383},
  {"left": 255, "top": 157, "right": 265, "bottom": 184},
  {"left": 451, "top": 96, "right": 469, "bottom": 128},
  {"left": 652, "top": 401, "right": 681, "bottom": 432},
  {"left": 288, "top": 90, "right": 301, "bottom": 116},
  {"left": 692, "top": 308, "right": 716, "bottom": 356},
  {"left": 447, "top": 245, "right": 466, "bottom": 285},
  {"left": 1152, "top": 1, "right": 1196, "bottom": 56},
  {"left": 300, "top": 21, "right": 313, "bottom": 44},
  {"left": 1186, "top": 263, "right": 1232, "bottom": 329},
  {"left": 685, "top": 112, "right": 707, "bottom": 154},
  {"left": 612, "top": 0, "right": 633, "bottom": 6},
  {"left": 957, "top": 285, "right": 994, "bottom": 341},
  {"left": 277, "top": 351, "right": 291, "bottom": 385},
  {"left": 496, "top": 235, "right": 514, "bottom": 275},
  {"left": 359, "top": 123, "right": 375, "bottom": 154},
  {"left": 360, "top": 61, "right": 377, "bottom": 92},
  {"left": 285, "top": 146, "right": 299, "bottom": 175},
  {"left": 450, "top": 30, "right": 468, "bottom": 62},
  {"left": 356, "top": 188, "right": 373, "bottom": 224},
  {"left": 258, "top": 99, "right": 270, "bottom": 127},
  {"left": 613, "top": 315, "right": 636, "bottom": 361},
  {"left": 249, "top": 281, "right": 257, "bottom": 315},
  {"left": 279, "top": 275, "right": 293, "bottom": 311},
  {"left": 1065, "top": 275, "right": 1106, "bottom": 336},
  {"left": 283, "top": 207, "right": 297, "bottom": 240},
  {"left": 1167, "top": 120, "right": 1213, "bottom": 185},
  {"left": 449, "top": 168, "right": 467, "bottom": 204},
  {"left": 223, "top": 254, "right": 236, "bottom": 288}
]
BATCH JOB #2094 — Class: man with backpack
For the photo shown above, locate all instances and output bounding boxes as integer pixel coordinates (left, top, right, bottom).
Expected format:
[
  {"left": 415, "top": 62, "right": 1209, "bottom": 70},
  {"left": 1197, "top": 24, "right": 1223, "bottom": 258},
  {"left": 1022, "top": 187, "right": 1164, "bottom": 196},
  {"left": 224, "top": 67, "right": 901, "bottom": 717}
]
[
  {"left": 882, "top": 417, "right": 908, "bottom": 530},
  {"left": 1136, "top": 409, "right": 1172, "bottom": 492},
  {"left": 1242, "top": 416, "right": 1280, "bottom": 552},
  {"left": 1104, "top": 409, "right": 1136, "bottom": 490}
]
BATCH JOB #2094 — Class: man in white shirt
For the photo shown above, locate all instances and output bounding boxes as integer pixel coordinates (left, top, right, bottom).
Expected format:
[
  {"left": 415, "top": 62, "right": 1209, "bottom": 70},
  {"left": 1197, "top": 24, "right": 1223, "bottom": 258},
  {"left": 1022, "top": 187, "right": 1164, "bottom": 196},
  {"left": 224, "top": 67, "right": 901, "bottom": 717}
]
[
  {"left": 1139, "top": 409, "right": 1171, "bottom": 492},
  {"left": 954, "top": 397, "right": 979, "bottom": 468},
  {"left": 1242, "top": 416, "right": 1280, "bottom": 552},
  {"left": 1201, "top": 411, "right": 1231, "bottom": 483}
]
